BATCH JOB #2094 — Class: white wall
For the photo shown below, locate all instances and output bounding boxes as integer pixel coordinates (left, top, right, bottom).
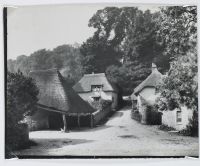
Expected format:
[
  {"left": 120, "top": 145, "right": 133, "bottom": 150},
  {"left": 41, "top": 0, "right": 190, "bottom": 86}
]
[
  {"left": 78, "top": 91, "right": 112, "bottom": 101},
  {"left": 140, "top": 87, "right": 158, "bottom": 103},
  {"left": 162, "top": 106, "right": 193, "bottom": 130},
  {"left": 137, "top": 87, "right": 157, "bottom": 113},
  {"left": 78, "top": 91, "right": 118, "bottom": 110}
]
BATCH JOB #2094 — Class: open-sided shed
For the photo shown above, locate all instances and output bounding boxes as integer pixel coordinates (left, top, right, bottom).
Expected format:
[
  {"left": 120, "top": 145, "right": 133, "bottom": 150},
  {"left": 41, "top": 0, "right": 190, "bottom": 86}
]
[{"left": 28, "top": 68, "right": 95, "bottom": 131}]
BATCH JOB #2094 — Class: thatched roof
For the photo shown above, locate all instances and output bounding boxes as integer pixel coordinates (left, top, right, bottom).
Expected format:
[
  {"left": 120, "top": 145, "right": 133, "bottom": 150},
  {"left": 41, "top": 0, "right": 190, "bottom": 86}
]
[
  {"left": 134, "top": 64, "right": 163, "bottom": 95},
  {"left": 73, "top": 73, "right": 118, "bottom": 93},
  {"left": 29, "top": 68, "right": 95, "bottom": 114},
  {"left": 130, "top": 93, "right": 137, "bottom": 101}
]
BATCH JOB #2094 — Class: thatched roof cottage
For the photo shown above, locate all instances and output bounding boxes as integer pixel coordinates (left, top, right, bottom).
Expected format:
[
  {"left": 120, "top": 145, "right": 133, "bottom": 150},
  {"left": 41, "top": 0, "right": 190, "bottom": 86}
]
[
  {"left": 73, "top": 73, "right": 119, "bottom": 110},
  {"left": 28, "top": 68, "right": 95, "bottom": 131},
  {"left": 133, "top": 63, "right": 163, "bottom": 124}
]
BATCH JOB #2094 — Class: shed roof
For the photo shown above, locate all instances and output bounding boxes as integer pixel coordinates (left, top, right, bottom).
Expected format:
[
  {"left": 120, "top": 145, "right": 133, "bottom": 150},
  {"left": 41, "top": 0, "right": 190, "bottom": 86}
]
[
  {"left": 29, "top": 68, "right": 95, "bottom": 114},
  {"left": 130, "top": 93, "right": 137, "bottom": 100},
  {"left": 73, "top": 73, "right": 118, "bottom": 93},
  {"left": 134, "top": 64, "right": 163, "bottom": 95}
]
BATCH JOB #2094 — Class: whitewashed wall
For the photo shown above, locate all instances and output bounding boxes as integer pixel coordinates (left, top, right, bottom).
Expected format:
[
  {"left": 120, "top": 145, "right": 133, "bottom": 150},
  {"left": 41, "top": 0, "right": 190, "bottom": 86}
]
[
  {"left": 78, "top": 91, "right": 118, "bottom": 110},
  {"left": 162, "top": 106, "right": 193, "bottom": 130},
  {"left": 137, "top": 87, "right": 157, "bottom": 113}
]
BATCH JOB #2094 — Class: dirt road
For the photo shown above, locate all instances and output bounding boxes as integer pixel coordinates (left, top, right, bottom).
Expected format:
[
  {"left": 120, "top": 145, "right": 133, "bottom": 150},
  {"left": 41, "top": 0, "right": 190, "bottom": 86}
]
[{"left": 15, "top": 107, "right": 199, "bottom": 157}]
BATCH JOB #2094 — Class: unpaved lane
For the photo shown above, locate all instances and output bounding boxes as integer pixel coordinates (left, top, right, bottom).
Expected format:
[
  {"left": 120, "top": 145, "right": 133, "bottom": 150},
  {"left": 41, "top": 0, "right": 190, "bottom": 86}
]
[{"left": 15, "top": 107, "right": 199, "bottom": 156}]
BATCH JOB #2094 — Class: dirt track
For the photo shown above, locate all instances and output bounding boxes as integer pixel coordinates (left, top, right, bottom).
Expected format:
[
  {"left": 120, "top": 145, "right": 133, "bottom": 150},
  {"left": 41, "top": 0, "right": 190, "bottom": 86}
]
[{"left": 15, "top": 107, "right": 199, "bottom": 157}]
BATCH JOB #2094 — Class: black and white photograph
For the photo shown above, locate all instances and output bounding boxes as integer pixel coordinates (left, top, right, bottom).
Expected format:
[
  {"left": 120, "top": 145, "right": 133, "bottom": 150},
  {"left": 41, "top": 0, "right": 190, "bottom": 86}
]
[{"left": 4, "top": 3, "right": 198, "bottom": 159}]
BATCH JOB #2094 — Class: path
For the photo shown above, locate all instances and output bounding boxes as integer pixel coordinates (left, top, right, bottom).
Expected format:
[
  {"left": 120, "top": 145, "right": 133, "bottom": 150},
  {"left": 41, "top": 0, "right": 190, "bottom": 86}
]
[{"left": 15, "top": 107, "right": 199, "bottom": 156}]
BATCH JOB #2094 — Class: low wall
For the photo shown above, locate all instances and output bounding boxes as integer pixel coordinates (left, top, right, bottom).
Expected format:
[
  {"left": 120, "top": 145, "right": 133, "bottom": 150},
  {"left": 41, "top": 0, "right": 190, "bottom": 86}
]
[
  {"left": 92, "top": 106, "right": 111, "bottom": 126},
  {"left": 162, "top": 106, "right": 193, "bottom": 130}
]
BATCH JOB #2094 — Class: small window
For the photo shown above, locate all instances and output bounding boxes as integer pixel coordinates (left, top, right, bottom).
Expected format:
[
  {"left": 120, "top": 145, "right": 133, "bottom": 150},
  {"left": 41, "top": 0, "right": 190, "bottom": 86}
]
[
  {"left": 92, "top": 96, "right": 100, "bottom": 101},
  {"left": 91, "top": 85, "right": 103, "bottom": 91},
  {"left": 177, "top": 111, "right": 182, "bottom": 123}
]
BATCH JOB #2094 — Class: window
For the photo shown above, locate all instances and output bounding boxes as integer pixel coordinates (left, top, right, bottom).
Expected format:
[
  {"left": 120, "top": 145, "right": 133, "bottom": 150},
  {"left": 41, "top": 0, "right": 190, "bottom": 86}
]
[
  {"left": 177, "top": 111, "right": 182, "bottom": 123},
  {"left": 92, "top": 96, "right": 100, "bottom": 101},
  {"left": 91, "top": 85, "right": 103, "bottom": 92}
]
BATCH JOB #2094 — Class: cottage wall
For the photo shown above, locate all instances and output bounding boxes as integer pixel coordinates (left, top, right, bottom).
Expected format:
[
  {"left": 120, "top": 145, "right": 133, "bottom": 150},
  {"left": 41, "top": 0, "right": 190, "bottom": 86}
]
[
  {"left": 92, "top": 106, "right": 111, "bottom": 126},
  {"left": 162, "top": 106, "right": 193, "bottom": 130},
  {"left": 139, "top": 87, "right": 156, "bottom": 101},
  {"left": 137, "top": 87, "right": 158, "bottom": 112},
  {"left": 78, "top": 91, "right": 118, "bottom": 110}
]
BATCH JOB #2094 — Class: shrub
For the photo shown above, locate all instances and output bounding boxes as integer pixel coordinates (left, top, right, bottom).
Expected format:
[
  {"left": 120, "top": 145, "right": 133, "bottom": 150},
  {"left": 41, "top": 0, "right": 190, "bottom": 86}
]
[
  {"left": 159, "top": 124, "right": 175, "bottom": 131},
  {"left": 6, "top": 71, "right": 39, "bottom": 151}
]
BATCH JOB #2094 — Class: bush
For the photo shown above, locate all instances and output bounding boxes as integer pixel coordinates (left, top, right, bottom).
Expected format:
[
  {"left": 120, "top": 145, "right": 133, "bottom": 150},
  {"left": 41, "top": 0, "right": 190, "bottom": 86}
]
[
  {"left": 6, "top": 71, "right": 39, "bottom": 151},
  {"left": 159, "top": 124, "right": 175, "bottom": 131}
]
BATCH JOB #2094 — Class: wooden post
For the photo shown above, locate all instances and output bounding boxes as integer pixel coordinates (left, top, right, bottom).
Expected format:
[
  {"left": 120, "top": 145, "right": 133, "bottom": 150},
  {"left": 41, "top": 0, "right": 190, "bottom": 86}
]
[
  {"left": 90, "top": 113, "right": 94, "bottom": 128},
  {"left": 77, "top": 113, "right": 80, "bottom": 128},
  {"left": 62, "top": 114, "right": 68, "bottom": 132}
]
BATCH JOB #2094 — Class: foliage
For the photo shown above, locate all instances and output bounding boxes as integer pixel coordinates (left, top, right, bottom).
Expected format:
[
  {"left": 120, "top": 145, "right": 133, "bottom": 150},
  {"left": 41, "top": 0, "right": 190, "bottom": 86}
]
[
  {"left": 156, "top": 6, "right": 197, "bottom": 60},
  {"left": 158, "top": 124, "right": 176, "bottom": 131},
  {"left": 156, "top": 52, "right": 197, "bottom": 112},
  {"left": 6, "top": 71, "right": 39, "bottom": 150},
  {"left": 7, "top": 44, "right": 83, "bottom": 86},
  {"left": 7, "top": 6, "right": 197, "bottom": 97},
  {"left": 156, "top": 6, "right": 197, "bottom": 112},
  {"left": 81, "top": 7, "right": 169, "bottom": 95},
  {"left": 155, "top": 6, "right": 198, "bottom": 136}
]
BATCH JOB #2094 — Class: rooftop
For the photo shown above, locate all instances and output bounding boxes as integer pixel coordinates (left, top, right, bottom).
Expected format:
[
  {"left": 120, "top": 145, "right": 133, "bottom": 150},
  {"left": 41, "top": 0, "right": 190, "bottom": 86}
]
[
  {"left": 73, "top": 73, "right": 118, "bottom": 93},
  {"left": 29, "top": 68, "right": 95, "bottom": 114},
  {"left": 134, "top": 63, "right": 163, "bottom": 95}
]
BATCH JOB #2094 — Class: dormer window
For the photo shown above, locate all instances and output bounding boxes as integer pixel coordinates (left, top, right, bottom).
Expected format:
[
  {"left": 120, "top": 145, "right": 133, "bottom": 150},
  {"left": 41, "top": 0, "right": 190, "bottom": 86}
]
[{"left": 91, "top": 85, "right": 103, "bottom": 92}]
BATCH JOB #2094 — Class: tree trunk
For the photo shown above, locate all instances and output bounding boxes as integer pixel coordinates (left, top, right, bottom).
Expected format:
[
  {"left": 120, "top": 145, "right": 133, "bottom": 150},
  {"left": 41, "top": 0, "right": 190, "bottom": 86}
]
[
  {"left": 62, "top": 114, "right": 68, "bottom": 132},
  {"left": 90, "top": 113, "right": 94, "bottom": 128}
]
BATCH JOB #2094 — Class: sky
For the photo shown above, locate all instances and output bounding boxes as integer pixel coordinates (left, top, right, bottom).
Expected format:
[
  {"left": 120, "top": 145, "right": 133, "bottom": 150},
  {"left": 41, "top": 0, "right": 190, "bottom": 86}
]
[{"left": 7, "top": 4, "right": 160, "bottom": 60}]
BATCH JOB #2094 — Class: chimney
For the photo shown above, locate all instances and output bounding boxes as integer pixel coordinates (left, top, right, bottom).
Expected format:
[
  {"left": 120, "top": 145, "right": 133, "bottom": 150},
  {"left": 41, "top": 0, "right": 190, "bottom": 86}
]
[{"left": 152, "top": 63, "right": 157, "bottom": 72}]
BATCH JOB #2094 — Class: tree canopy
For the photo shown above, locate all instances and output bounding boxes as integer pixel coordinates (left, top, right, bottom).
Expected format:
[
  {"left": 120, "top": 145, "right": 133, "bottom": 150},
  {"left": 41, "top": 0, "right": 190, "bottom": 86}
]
[
  {"left": 7, "top": 6, "right": 197, "bottom": 96},
  {"left": 156, "top": 6, "right": 197, "bottom": 112},
  {"left": 7, "top": 71, "right": 39, "bottom": 126},
  {"left": 80, "top": 7, "right": 170, "bottom": 95},
  {"left": 7, "top": 44, "right": 83, "bottom": 86}
]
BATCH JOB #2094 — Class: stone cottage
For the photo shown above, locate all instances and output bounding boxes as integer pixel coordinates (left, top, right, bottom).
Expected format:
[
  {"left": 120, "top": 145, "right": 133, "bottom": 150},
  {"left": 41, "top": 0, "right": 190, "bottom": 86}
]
[
  {"left": 73, "top": 73, "right": 119, "bottom": 110},
  {"left": 28, "top": 68, "right": 95, "bottom": 131}
]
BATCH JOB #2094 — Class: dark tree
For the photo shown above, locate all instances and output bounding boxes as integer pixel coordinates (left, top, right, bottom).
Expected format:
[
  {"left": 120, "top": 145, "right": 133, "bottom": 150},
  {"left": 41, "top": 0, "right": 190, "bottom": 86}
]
[{"left": 6, "top": 71, "right": 39, "bottom": 150}]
